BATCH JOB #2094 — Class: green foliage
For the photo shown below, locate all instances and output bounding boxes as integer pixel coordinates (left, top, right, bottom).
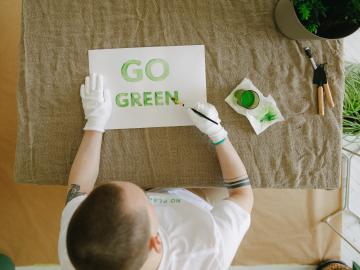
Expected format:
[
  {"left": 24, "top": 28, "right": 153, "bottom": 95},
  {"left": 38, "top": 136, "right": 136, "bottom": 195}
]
[
  {"left": 299, "top": 3, "right": 311, "bottom": 20},
  {"left": 293, "top": 0, "right": 327, "bottom": 33},
  {"left": 293, "top": 0, "right": 360, "bottom": 34},
  {"left": 307, "top": 23, "right": 319, "bottom": 33},
  {"left": 353, "top": 261, "right": 360, "bottom": 270},
  {"left": 347, "top": 0, "right": 360, "bottom": 24},
  {"left": 343, "top": 65, "right": 360, "bottom": 136}
]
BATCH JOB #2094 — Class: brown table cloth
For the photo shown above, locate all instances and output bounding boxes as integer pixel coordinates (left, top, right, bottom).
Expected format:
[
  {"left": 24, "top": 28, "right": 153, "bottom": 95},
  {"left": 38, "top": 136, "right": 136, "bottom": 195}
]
[{"left": 15, "top": 0, "right": 343, "bottom": 188}]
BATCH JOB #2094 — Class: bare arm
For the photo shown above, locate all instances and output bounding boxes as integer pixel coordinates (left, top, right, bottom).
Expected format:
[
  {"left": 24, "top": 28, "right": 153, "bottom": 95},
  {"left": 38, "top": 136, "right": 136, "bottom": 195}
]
[
  {"left": 186, "top": 102, "right": 253, "bottom": 213},
  {"left": 66, "top": 73, "right": 112, "bottom": 204},
  {"left": 215, "top": 138, "right": 254, "bottom": 213},
  {"left": 66, "top": 131, "right": 103, "bottom": 203}
]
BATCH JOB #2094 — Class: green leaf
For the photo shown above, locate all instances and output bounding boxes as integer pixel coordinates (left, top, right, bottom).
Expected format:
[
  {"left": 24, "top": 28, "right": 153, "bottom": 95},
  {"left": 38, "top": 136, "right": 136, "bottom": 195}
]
[
  {"left": 343, "top": 65, "right": 360, "bottom": 136},
  {"left": 307, "top": 23, "right": 319, "bottom": 33},
  {"left": 299, "top": 3, "right": 311, "bottom": 20},
  {"left": 353, "top": 261, "right": 360, "bottom": 270}
]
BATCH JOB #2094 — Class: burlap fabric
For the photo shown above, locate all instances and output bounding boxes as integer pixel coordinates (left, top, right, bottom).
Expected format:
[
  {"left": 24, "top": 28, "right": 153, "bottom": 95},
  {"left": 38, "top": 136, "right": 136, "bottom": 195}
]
[{"left": 15, "top": 0, "right": 343, "bottom": 188}]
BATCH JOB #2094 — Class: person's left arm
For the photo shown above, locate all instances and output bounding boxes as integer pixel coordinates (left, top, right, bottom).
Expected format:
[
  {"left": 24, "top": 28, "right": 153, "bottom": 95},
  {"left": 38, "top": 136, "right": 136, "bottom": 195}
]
[{"left": 66, "top": 73, "right": 112, "bottom": 204}]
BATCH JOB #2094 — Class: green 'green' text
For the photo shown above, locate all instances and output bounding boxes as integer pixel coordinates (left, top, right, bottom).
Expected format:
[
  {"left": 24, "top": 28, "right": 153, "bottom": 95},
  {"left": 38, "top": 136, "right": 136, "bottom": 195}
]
[{"left": 115, "top": 90, "right": 179, "bottom": 107}]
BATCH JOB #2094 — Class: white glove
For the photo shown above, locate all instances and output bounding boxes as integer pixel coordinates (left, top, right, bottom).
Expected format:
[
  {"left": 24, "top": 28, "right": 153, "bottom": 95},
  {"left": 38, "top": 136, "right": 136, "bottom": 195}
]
[
  {"left": 80, "top": 73, "right": 112, "bottom": 132},
  {"left": 187, "top": 102, "right": 228, "bottom": 144}
]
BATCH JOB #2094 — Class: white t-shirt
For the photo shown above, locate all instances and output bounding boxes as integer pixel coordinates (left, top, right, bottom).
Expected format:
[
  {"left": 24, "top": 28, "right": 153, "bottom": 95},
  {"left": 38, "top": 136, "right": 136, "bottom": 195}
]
[{"left": 58, "top": 188, "right": 250, "bottom": 270}]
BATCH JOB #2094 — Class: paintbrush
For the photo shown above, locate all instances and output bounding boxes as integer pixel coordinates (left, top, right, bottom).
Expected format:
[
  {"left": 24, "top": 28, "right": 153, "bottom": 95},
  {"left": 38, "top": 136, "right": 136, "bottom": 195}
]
[{"left": 170, "top": 97, "right": 219, "bottom": 125}]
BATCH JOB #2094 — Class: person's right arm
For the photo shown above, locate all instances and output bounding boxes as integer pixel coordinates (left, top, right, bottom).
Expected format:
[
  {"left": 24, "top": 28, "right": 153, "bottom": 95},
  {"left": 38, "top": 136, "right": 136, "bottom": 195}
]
[
  {"left": 187, "top": 102, "right": 253, "bottom": 213},
  {"left": 215, "top": 138, "right": 253, "bottom": 213}
]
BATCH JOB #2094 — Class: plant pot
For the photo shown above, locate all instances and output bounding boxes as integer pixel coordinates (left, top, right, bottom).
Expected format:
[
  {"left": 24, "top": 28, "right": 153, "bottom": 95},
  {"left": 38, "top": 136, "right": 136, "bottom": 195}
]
[
  {"left": 316, "top": 259, "right": 351, "bottom": 270},
  {"left": 0, "top": 254, "right": 15, "bottom": 270},
  {"left": 274, "top": 0, "right": 360, "bottom": 40}
]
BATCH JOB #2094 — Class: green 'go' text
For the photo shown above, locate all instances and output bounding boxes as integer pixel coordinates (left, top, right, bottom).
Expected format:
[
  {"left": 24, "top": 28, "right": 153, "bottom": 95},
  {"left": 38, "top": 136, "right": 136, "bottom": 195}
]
[{"left": 116, "top": 58, "right": 178, "bottom": 108}]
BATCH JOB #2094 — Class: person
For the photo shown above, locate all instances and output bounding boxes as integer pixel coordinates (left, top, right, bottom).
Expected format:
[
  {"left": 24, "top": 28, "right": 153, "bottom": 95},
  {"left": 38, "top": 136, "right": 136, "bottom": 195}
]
[{"left": 58, "top": 73, "right": 254, "bottom": 270}]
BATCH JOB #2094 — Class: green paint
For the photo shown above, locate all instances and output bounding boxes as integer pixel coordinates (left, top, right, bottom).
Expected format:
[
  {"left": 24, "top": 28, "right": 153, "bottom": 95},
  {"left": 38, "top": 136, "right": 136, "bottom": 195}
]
[
  {"left": 234, "top": 89, "right": 259, "bottom": 109},
  {"left": 260, "top": 107, "right": 278, "bottom": 123},
  {"left": 115, "top": 93, "right": 129, "bottom": 107},
  {"left": 121, "top": 59, "right": 143, "bottom": 82},
  {"left": 130, "top": 92, "right": 143, "bottom": 106},
  {"left": 171, "top": 97, "right": 179, "bottom": 104},
  {"left": 143, "top": 91, "right": 153, "bottom": 106},
  {"left": 165, "top": 90, "right": 179, "bottom": 105},
  {"left": 145, "top": 58, "right": 169, "bottom": 81},
  {"left": 155, "top": 91, "right": 164, "bottom": 105},
  {"left": 241, "top": 91, "right": 255, "bottom": 108},
  {"left": 234, "top": 90, "right": 242, "bottom": 100}
]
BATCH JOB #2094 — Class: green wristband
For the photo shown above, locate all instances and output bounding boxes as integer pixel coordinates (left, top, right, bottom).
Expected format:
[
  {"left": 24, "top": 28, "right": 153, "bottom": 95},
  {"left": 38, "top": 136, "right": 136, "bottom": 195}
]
[{"left": 213, "top": 138, "right": 226, "bottom": 145}]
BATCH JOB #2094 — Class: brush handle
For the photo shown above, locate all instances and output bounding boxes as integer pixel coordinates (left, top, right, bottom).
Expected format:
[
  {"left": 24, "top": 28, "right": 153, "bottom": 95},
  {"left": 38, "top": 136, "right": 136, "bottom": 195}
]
[
  {"left": 304, "top": 47, "right": 312, "bottom": 58},
  {"left": 318, "top": 86, "right": 325, "bottom": 116},
  {"left": 304, "top": 47, "right": 317, "bottom": 69},
  {"left": 309, "top": 58, "right": 317, "bottom": 69},
  {"left": 191, "top": 108, "right": 219, "bottom": 125},
  {"left": 324, "top": 83, "right": 335, "bottom": 108}
]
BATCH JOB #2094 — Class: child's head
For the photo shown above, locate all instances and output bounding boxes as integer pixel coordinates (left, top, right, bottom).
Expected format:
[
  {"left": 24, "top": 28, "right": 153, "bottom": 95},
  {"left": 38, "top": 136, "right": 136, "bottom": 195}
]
[{"left": 66, "top": 181, "right": 161, "bottom": 270}]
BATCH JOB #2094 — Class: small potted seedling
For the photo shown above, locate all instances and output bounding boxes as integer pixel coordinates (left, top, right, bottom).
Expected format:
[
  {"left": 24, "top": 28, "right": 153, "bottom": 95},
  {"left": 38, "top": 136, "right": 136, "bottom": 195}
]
[
  {"left": 274, "top": 0, "right": 360, "bottom": 39},
  {"left": 317, "top": 260, "right": 360, "bottom": 270}
]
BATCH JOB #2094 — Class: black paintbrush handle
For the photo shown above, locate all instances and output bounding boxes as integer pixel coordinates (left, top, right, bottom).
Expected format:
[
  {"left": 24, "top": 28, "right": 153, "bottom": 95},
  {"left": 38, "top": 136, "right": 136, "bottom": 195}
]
[{"left": 191, "top": 108, "right": 219, "bottom": 125}]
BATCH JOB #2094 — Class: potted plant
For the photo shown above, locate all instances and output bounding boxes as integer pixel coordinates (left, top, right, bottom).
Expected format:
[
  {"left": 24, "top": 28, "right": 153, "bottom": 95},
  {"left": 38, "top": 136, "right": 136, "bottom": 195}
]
[
  {"left": 0, "top": 254, "right": 15, "bottom": 270},
  {"left": 343, "top": 64, "right": 360, "bottom": 139},
  {"left": 274, "top": 0, "right": 360, "bottom": 40},
  {"left": 317, "top": 259, "right": 360, "bottom": 270}
]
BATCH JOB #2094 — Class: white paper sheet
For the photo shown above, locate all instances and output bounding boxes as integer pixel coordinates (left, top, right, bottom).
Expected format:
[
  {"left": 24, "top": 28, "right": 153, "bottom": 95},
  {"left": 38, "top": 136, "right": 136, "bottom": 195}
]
[{"left": 88, "top": 45, "right": 207, "bottom": 129}]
